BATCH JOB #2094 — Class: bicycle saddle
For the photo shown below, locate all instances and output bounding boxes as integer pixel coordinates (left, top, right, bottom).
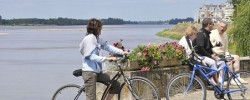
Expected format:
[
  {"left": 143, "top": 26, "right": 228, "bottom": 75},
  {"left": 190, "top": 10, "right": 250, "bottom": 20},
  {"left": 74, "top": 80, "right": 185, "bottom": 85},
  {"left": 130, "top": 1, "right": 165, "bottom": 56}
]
[{"left": 73, "top": 69, "right": 82, "bottom": 77}]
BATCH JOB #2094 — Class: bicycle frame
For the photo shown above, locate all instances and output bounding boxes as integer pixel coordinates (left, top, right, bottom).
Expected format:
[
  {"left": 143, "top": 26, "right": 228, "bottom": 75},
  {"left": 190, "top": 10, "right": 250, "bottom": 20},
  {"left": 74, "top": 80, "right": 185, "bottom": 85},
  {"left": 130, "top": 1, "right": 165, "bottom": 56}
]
[
  {"left": 101, "top": 70, "right": 122, "bottom": 100},
  {"left": 72, "top": 63, "right": 125, "bottom": 100},
  {"left": 185, "top": 62, "right": 248, "bottom": 95},
  {"left": 100, "top": 59, "right": 140, "bottom": 100}
]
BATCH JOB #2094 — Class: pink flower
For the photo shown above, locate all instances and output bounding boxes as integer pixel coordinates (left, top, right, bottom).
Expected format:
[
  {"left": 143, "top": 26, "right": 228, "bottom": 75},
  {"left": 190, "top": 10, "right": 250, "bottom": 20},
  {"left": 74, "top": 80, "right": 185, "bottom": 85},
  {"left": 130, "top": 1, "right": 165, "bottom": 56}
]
[
  {"left": 154, "top": 61, "right": 158, "bottom": 65},
  {"left": 158, "top": 45, "right": 163, "bottom": 49},
  {"left": 141, "top": 67, "right": 150, "bottom": 72},
  {"left": 147, "top": 43, "right": 152, "bottom": 48},
  {"left": 144, "top": 48, "right": 148, "bottom": 52},
  {"left": 137, "top": 52, "right": 142, "bottom": 57}
]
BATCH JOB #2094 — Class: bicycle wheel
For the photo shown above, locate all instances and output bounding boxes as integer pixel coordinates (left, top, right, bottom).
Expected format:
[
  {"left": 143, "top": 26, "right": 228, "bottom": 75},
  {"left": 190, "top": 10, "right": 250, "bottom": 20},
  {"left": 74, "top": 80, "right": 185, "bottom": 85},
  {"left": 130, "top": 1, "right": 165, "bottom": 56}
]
[
  {"left": 165, "top": 73, "right": 206, "bottom": 100},
  {"left": 118, "top": 76, "right": 160, "bottom": 100},
  {"left": 52, "top": 84, "right": 86, "bottom": 100},
  {"left": 226, "top": 70, "right": 250, "bottom": 100}
]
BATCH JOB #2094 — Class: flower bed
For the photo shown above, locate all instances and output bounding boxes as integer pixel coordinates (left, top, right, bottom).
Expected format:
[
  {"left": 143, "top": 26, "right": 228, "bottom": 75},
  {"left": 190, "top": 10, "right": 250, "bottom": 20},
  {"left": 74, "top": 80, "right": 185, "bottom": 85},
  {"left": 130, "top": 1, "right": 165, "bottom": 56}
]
[
  {"left": 109, "top": 40, "right": 187, "bottom": 71},
  {"left": 127, "top": 42, "right": 186, "bottom": 71}
]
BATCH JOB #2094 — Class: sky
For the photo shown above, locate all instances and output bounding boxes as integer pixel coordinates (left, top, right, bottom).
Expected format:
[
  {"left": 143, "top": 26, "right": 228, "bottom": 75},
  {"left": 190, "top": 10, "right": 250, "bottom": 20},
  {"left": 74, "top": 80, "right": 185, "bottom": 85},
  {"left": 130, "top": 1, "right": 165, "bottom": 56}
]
[{"left": 0, "top": 0, "right": 226, "bottom": 21}]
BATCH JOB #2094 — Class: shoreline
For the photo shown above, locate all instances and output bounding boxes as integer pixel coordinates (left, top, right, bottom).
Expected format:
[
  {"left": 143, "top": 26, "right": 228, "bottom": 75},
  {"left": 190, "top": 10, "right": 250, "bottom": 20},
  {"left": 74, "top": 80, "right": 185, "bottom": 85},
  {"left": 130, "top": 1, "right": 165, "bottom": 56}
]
[
  {"left": 156, "top": 23, "right": 201, "bottom": 40},
  {"left": 0, "top": 33, "right": 10, "bottom": 35}
]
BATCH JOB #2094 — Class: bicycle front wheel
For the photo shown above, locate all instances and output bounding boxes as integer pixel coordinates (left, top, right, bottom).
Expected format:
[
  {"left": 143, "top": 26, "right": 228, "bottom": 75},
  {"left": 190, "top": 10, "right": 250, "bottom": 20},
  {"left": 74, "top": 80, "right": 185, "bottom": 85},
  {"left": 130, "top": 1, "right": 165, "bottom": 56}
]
[
  {"left": 226, "top": 70, "right": 250, "bottom": 100},
  {"left": 165, "top": 73, "right": 206, "bottom": 100},
  {"left": 118, "top": 76, "right": 160, "bottom": 100},
  {"left": 52, "top": 84, "right": 86, "bottom": 100}
]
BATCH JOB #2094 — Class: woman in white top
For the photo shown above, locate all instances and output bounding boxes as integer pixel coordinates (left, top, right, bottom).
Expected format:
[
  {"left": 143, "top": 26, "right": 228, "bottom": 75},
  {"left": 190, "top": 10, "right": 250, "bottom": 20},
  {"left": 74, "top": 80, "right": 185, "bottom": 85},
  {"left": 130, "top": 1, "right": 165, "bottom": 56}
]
[
  {"left": 178, "top": 26, "right": 197, "bottom": 58},
  {"left": 79, "top": 18, "right": 129, "bottom": 100}
]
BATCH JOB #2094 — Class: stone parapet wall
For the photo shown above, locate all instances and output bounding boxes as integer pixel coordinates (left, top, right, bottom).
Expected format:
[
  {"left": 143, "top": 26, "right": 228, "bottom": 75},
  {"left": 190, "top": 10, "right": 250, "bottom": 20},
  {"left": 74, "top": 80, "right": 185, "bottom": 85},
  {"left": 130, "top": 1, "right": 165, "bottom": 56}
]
[
  {"left": 240, "top": 57, "right": 250, "bottom": 70},
  {"left": 96, "top": 56, "right": 250, "bottom": 99},
  {"left": 96, "top": 66, "right": 190, "bottom": 99}
]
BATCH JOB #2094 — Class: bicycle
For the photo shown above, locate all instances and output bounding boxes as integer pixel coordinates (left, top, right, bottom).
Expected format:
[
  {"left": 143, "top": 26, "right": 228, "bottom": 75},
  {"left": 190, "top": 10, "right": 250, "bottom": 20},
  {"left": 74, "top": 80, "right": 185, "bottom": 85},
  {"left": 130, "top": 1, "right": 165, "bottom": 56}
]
[
  {"left": 165, "top": 53, "right": 250, "bottom": 100},
  {"left": 52, "top": 55, "right": 160, "bottom": 100}
]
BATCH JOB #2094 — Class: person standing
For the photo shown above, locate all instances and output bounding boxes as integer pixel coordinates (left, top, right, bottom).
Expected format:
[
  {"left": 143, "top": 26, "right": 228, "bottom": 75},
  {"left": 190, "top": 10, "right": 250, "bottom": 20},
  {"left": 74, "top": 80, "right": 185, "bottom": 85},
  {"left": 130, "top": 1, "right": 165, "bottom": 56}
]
[
  {"left": 193, "top": 18, "right": 225, "bottom": 85},
  {"left": 79, "top": 18, "right": 128, "bottom": 100},
  {"left": 210, "top": 20, "right": 248, "bottom": 84}
]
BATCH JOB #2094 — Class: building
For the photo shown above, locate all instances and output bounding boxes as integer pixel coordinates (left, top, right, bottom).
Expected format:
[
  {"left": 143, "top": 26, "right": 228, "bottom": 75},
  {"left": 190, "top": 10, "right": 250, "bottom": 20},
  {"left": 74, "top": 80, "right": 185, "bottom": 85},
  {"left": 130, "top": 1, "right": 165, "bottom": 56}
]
[{"left": 198, "top": 0, "right": 234, "bottom": 23}]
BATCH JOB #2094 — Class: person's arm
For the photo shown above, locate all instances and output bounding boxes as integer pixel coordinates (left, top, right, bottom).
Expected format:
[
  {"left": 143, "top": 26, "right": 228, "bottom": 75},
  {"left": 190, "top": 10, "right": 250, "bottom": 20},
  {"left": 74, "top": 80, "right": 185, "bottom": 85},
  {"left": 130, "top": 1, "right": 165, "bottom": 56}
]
[
  {"left": 197, "top": 46, "right": 212, "bottom": 57},
  {"left": 210, "top": 32, "right": 217, "bottom": 47},
  {"left": 88, "top": 53, "right": 106, "bottom": 63},
  {"left": 101, "top": 44, "right": 124, "bottom": 55},
  {"left": 225, "top": 34, "right": 230, "bottom": 55}
]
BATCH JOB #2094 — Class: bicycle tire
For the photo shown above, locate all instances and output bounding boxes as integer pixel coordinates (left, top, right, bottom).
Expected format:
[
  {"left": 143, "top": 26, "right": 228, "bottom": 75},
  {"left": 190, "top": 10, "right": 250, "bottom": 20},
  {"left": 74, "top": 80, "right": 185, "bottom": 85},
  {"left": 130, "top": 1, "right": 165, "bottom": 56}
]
[
  {"left": 52, "top": 84, "right": 85, "bottom": 100},
  {"left": 118, "top": 76, "right": 160, "bottom": 100},
  {"left": 165, "top": 73, "right": 206, "bottom": 100},
  {"left": 226, "top": 70, "right": 250, "bottom": 100}
]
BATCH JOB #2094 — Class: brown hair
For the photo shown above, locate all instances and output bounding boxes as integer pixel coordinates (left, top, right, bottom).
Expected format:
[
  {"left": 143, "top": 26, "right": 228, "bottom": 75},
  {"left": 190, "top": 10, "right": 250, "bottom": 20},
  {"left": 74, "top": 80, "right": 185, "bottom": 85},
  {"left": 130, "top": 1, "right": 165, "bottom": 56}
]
[
  {"left": 185, "top": 26, "right": 198, "bottom": 37},
  {"left": 86, "top": 18, "right": 103, "bottom": 37},
  {"left": 202, "top": 18, "right": 213, "bottom": 28}
]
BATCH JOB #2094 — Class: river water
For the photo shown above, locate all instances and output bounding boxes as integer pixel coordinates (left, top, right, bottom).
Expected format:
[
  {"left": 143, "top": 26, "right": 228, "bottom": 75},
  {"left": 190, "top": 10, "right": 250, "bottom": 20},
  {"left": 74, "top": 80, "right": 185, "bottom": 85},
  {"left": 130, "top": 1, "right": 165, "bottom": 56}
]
[{"left": 0, "top": 25, "right": 175, "bottom": 100}]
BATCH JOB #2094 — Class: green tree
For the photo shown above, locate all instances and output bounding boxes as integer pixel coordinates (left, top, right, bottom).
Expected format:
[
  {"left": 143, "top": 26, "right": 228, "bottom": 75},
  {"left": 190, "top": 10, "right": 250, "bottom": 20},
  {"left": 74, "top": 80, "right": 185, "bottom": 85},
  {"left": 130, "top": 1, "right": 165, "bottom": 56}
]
[{"left": 229, "top": 0, "right": 250, "bottom": 56}]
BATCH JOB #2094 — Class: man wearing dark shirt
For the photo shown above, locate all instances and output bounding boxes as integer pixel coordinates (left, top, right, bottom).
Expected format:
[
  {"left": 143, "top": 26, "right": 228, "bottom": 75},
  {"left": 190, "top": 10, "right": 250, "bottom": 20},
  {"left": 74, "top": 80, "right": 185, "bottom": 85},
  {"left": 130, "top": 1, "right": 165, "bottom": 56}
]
[
  {"left": 193, "top": 18, "right": 225, "bottom": 85},
  {"left": 193, "top": 18, "right": 214, "bottom": 57}
]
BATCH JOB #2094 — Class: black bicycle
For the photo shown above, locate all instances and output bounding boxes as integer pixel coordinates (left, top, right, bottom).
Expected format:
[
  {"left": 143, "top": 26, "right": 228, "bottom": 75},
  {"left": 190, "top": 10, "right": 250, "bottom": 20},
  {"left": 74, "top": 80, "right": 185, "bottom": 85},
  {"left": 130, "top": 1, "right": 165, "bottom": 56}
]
[{"left": 52, "top": 55, "right": 160, "bottom": 100}]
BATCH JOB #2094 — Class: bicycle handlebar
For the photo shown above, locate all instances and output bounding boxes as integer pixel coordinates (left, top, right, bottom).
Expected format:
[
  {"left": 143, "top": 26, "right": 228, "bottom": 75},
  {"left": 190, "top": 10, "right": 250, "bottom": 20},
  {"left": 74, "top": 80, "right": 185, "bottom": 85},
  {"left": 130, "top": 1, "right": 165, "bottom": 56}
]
[{"left": 116, "top": 54, "right": 129, "bottom": 63}]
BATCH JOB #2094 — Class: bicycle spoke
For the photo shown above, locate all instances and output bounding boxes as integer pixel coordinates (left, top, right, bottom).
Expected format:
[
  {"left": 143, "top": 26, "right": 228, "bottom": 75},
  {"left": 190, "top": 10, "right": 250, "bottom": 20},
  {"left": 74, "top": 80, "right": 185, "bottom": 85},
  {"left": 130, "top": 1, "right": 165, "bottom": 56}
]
[
  {"left": 119, "top": 77, "right": 160, "bottom": 100},
  {"left": 52, "top": 84, "right": 86, "bottom": 100},
  {"left": 166, "top": 73, "right": 206, "bottom": 100}
]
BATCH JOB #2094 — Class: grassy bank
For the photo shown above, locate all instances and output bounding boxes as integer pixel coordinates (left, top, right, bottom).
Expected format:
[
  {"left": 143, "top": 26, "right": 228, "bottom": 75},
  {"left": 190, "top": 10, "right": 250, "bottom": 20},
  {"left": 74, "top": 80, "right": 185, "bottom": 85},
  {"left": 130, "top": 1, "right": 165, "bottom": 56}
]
[{"left": 156, "top": 23, "right": 201, "bottom": 40}]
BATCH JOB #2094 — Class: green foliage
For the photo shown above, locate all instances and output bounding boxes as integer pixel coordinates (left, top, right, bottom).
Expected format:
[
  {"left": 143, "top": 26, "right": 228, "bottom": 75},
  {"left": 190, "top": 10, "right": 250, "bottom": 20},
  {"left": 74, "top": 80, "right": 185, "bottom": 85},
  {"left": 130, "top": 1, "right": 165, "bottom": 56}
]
[
  {"left": 229, "top": 0, "right": 250, "bottom": 56},
  {"left": 169, "top": 17, "right": 194, "bottom": 24}
]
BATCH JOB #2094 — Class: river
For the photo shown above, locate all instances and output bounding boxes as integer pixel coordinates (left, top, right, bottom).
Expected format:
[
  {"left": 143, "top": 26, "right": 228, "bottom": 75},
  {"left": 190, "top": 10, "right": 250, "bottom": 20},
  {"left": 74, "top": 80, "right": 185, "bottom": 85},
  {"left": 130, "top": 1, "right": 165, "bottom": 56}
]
[{"left": 0, "top": 25, "right": 176, "bottom": 100}]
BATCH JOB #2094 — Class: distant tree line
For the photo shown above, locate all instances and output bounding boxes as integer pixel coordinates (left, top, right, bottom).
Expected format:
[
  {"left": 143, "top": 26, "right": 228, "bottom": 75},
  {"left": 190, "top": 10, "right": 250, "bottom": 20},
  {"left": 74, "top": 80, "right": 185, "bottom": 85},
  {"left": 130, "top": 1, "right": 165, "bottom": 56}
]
[
  {"left": 0, "top": 15, "right": 193, "bottom": 25},
  {"left": 168, "top": 17, "right": 194, "bottom": 24}
]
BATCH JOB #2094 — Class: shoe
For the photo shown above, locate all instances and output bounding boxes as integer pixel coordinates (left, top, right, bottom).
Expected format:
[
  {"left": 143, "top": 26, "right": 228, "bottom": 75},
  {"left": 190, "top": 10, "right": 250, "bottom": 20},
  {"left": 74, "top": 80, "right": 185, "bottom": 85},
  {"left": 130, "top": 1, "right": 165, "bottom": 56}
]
[
  {"left": 218, "top": 78, "right": 227, "bottom": 86},
  {"left": 219, "top": 81, "right": 227, "bottom": 86},
  {"left": 238, "top": 78, "right": 249, "bottom": 84}
]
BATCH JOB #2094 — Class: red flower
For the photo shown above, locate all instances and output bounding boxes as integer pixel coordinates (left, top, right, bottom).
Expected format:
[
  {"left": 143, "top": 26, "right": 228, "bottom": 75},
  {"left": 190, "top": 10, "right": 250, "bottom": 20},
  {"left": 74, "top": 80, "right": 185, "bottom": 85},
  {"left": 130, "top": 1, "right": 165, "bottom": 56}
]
[
  {"left": 145, "top": 53, "right": 149, "bottom": 58},
  {"left": 121, "top": 46, "right": 125, "bottom": 51},
  {"left": 114, "top": 42, "right": 119, "bottom": 47}
]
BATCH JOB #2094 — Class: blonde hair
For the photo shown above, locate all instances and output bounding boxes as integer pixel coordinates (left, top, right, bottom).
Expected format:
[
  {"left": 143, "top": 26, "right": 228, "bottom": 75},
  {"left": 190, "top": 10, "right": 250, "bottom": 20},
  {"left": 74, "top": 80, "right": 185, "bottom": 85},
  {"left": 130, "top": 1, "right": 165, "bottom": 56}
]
[{"left": 185, "top": 26, "right": 198, "bottom": 37}]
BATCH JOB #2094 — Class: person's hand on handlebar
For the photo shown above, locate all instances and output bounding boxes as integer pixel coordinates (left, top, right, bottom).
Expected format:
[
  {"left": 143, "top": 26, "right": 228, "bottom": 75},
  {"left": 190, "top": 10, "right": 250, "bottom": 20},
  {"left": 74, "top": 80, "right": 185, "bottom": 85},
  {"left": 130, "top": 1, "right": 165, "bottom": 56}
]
[
  {"left": 106, "top": 57, "right": 118, "bottom": 61},
  {"left": 123, "top": 51, "right": 130, "bottom": 55},
  {"left": 211, "top": 54, "right": 219, "bottom": 60}
]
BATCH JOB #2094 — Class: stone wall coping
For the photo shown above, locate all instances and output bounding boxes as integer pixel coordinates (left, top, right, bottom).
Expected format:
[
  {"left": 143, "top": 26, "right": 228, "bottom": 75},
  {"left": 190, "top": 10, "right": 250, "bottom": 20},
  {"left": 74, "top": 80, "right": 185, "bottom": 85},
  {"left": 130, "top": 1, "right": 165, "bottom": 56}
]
[{"left": 240, "top": 56, "right": 250, "bottom": 61}]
